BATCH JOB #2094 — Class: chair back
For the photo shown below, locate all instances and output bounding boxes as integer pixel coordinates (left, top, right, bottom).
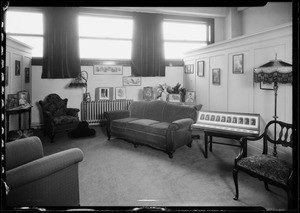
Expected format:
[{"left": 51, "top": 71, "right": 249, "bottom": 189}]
[
  {"left": 39, "top": 94, "right": 68, "bottom": 117},
  {"left": 263, "top": 120, "right": 293, "bottom": 156}
]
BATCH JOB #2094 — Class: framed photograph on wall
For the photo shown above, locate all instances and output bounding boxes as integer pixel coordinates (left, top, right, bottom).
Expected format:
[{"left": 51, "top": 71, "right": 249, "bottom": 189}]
[
  {"left": 168, "top": 94, "right": 181, "bottom": 103},
  {"left": 115, "top": 87, "right": 126, "bottom": 99},
  {"left": 143, "top": 87, "right": 154, "bottom": 101},
  {"left": 15, "top": 60, "right": 20, "bottom": 76},
  {"left": 185, "top": 91, "right": 196, "bottom": 103},
  {"left": 197, "top": 61, "right": 205, "bottom": 77},
  {"left": 94, "top": 65, "right": 123, "bottom": 75},
  {"left": 95, "top": 87, "right": 113, "bottom": 101},
  {"left": 233, "top": 54, "right": 244, "bottom": 74},
  {"left": 212, "top": 68, "right": 221, "bottom": 85},
  {"left": 184, "top": 64, "right": 194, "bottom": 74},
  {"left": 25, "top": 67, "right": 30, "bottom": 83},
  {"left": 123, "top": 76, "right": 141, "bottom": 86}
]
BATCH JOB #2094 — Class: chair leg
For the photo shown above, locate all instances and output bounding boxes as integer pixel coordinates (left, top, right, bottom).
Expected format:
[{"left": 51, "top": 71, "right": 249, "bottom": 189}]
[
  {"left": 264, "top": 182, "right": 269, "bottom": 191},
  {"left": 233, "top": 168, "right": 239, "bottom": 200}
]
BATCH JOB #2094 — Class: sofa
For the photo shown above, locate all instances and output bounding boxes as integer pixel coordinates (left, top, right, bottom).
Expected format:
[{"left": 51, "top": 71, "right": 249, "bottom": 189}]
[
  {"left": 104, "top": 100, "right": 201, "bottom": 158},
  {"left": 5, "top": 136, "right": 84, "bottom": 206}
]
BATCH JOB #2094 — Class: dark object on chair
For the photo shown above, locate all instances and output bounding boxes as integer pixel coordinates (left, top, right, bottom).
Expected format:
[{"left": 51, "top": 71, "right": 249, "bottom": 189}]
[
  {"left": 233, "top": 120, "right": 293, "bottom": 209},
  {"left": 5, "top": 136, "right": 84, "bottom": 206},
  {"left": 70, "top": 121, "right": 96, "bottom": 138},
  {"left": 39, "top": 93, "right": 80, "bottom": 142}
]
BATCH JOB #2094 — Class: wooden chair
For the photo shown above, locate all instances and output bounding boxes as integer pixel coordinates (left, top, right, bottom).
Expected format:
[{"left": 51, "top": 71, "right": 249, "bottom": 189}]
[{"left": 233, "top": 120, "right": 293, "bottom": 209}]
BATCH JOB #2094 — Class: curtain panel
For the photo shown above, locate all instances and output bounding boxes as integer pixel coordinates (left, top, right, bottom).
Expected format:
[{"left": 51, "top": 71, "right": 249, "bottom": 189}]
[
  {"left": 42, "top": 7, "right": 80, "bottom": 79},
  {"left": 131, "top": 13, "right": 165, "bottom": 77}
]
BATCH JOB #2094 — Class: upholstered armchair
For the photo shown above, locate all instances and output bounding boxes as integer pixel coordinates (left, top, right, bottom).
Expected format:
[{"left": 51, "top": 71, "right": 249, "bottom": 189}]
[
  {"left": 233, "top": 120, "right": 293, "bottom": 209},
  {"left": 39, "top": 93, "right": 80, "bottom": 142},
  {"left": 5, "top": 136, "right": 84, "bottom": 206}
]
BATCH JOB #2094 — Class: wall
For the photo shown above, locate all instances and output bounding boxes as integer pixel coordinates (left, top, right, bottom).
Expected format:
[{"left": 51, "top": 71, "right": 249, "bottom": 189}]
[
  {"left": 31, "top": 65, "right": 183, "bottom": 127},
  {"left": 183, "top": 23, "right": 292, "bottom": 157},
  {"left": 5, "top": 37, "right": 32, "bottom": 130}
]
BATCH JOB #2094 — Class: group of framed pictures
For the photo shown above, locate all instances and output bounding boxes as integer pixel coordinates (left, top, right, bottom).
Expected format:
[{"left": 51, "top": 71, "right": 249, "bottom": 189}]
[
  {"left": 168, "top": 91, "right": 196, "bottom": 104},
  {"left": 6, "top": 61, "right": 31, "bottom": 86},
  {"left": 94, "top": 65, "right": 123, "bottom": 75},
  {"left": 185, "top": 53, "right": 244, "bottom": 85},
  {"left": 197, "top": 111, "right": 259, "bottom": 128},
  {"left": 6, "top": 90, "right": 31, "bottom": 110},
  {"left": 95, "top": 87, "right": 126, "bottom": 101}
]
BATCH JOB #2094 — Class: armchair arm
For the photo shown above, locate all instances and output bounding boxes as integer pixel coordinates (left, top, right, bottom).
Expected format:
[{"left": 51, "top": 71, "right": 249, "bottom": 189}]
[
  {"left": 104, "top": 110, "right": 130, "bottom": 122},
  {"left": 6, "top": 148, "right": 84, "bottom": 189},
  {"left": 5, "top": 136, "right": 44, "bottom": 170},
  {"left": 168, "top": 118, "right": 194, "bottom": 131},
  {"left": 66, "top": 108, "right": 80, "bottom": 116}
]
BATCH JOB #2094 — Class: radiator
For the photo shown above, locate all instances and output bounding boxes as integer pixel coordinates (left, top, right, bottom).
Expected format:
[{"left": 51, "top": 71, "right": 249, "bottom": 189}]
[{"left": 81, "top": 100, "right": 133, "bottom": 124}]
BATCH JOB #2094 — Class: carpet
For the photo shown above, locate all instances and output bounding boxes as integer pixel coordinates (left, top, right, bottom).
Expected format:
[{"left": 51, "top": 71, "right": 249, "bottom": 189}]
[{"left": 39, "top": 126, "right": 287, "bottom": 210}]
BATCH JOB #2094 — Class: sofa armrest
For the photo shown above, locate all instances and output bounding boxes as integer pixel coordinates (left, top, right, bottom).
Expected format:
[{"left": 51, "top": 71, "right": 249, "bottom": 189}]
[
  {"left": 6, "top": 148, "right": 84, "bottom": 189},
  {"left": 5, "top": 136, "right": 44, "bottom": 170},
  {"left": 104, "top": 110, "right": 130, "bottom": 121},
  {"left": 66, "top": 108, "right": 80, "bottom": 117},
  {"left": 168, "top": 118, "right": 195, "bottom": 131}
]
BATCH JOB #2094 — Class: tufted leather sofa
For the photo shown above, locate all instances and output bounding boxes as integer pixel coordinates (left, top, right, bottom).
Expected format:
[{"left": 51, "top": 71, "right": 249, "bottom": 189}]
[{"left": 105, "top": 100, "right": 201, "bottom": 158}]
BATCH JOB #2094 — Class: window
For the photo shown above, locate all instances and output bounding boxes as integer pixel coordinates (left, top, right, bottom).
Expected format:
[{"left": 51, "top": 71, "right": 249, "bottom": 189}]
[
  {"left": 78, "top": 15, "right": 133, "bottom": 59},
  {"left": 163, "top": 20, "right": 210, "bottom": 59},
  {"left": 6, "top": 10, "right": 43, "bottom": 57}
]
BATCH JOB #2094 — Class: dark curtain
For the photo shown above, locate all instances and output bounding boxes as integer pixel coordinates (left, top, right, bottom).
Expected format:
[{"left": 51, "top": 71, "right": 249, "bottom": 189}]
[
  {"left": 131, "top": 13, "right": 165, "bottom": 77},
  {"left": 42, "top": 7, "right": 80, "bottom": 78}
]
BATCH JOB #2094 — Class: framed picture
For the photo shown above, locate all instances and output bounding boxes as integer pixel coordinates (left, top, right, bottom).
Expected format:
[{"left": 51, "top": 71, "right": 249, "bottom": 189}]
[
  {"left": 115, "top": 87, "right": 126, "bottom": 99},
  {"left": 95, "top": 87, "right": 113, "bottom": 100},
  {"left": 6, "top": 94, "right": 18, "bottom": 109},
  {"left": 197, "top": 61, "right": 205, "bottom": 77},
  {"left": 5, "top": 66, "right": 8, "bottom": 86},
  {"left": 94, "top": 65, "right": 123, "bottom": 75},
  {"left": 212, "top": 68, "right": 221, "bottom": 85},
  {"left": 25, "top": 67, "right": 30, "bottom": 83},
  {"left": 123, "top": 76, "right": 141, "bottom": 86},
  {"left": 184, "top": 64, "right": 194, "bottom": 74},
  {"left": 15, "top": 60, "right": 20, "bottom": 76},
  {"left": 233, "top": 54, "right": 244, "bottom": 74},
  {"left": 143, "top": 87, "right": 154, "bottom": 101},
  {"left": 168, "top": 94, "right": 181, "bottom": 103},
  {"left": 83, "top": 92, "right": 91, "bottom": 102},
  {"left": 185, "top": 91, "right": 196, "bottom": 103},
  {"left": 17, "top": 90, "right": 30, "bottom": 106}
]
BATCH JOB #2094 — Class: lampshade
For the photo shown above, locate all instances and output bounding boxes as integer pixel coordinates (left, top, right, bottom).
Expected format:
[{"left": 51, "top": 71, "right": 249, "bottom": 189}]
[
  {"left": 253, "top": 55, "right": 292, "bottom": 84},
  {"left": 68, "top": 71, "right": 88, "bottom": 88}
]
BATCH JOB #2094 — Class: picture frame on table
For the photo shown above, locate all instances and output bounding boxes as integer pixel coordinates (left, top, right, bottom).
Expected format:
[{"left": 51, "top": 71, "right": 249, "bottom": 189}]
[
  {"left": 123, "top": 76, "right": 141, "bottom": 86},
  {"left": 143, "top": 87, "right": 154, "bottom": 101},
  {"left": 233, "top": 54, "right": 244, "bottom": 74},
  {"left": 17, "top": 90, "right": 30, "bottom": 106},
  {"left": 212, "top": 68, "right": 221, "bottom": 85},
  {"left": 6, "top": 94, "right": 18, "bottom": 109},
  {"left": 197, "top": 61, "right": 205, "bottom": 77},
  {"left": 115, "top": 87, "right": 126, "bottom": 99},
  {"left": 168, "top": 94, "right": 181, "bottom": 103},
  {"left": 185, "top": 91, "right": 196, "bottom": 103},
  {"left": 94, "top": 65, "right": 123, "bottom": 75}
]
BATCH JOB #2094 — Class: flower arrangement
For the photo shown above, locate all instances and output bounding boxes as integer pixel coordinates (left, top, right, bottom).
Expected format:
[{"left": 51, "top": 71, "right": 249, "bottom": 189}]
[{"left": 157, "top": 83, "right": 186, "bottom": 102}]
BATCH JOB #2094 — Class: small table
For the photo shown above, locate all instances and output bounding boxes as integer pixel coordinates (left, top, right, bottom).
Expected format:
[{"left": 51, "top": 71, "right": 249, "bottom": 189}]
[
  {"left": 203, "top": 130, "right": 247, "bottom": 159},
  {"left": 6, "top": 106, "right": 32, "bottom": 134}
]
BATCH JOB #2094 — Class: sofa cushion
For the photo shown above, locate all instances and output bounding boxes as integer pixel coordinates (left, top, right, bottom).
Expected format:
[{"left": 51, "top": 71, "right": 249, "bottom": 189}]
[
  {"left": 129, "top": 101, "right": 147, "bottom": 118},
  {"left": 143, "top": 100, "right": 166, "bottom": 121},
  {"left": 146, "top": 122, "right": 170, "bottom": 136},
  {"left": 163, "top": 103, "right": 197, "bottom": 123},
  {"left": 127, "top": 119, "right": 160, "bottom": 132},
  {"left": 111, "top": 117, "right": 140, "bottom": 128}
]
